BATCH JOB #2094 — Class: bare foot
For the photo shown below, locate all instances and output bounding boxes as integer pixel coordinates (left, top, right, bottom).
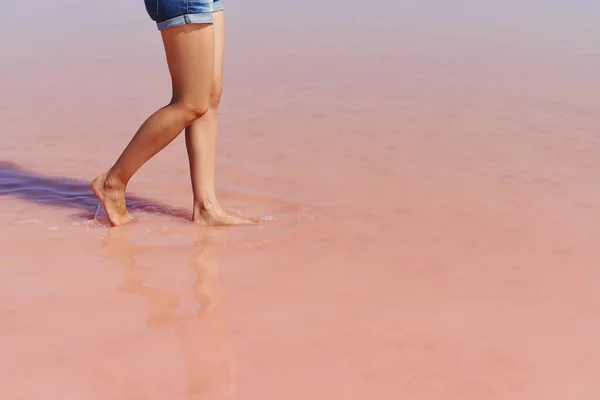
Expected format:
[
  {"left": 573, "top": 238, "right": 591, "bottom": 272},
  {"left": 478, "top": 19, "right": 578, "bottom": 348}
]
[
  {"left": 193, "top": 200, "right": 258, "bottom": 226},
  {"left": 91, "top": 172, "right": 134, "bottom": 226}
]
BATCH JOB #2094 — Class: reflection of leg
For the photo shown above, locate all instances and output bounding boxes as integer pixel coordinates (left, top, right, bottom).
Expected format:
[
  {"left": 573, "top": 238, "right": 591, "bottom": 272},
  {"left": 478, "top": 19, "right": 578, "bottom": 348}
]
[
  {"left": 102, "top": 226, "right": 136, "bottom": 269},
  {"left": 93, "top": 23, "right": 215, "bottom": 226},
  {"left": 115, "top": 263, "right": 154, "bottom": 293},
  {"left": 178, "top": 234, "right": 233, "bottom": 399},
  {"left": 188, "top": 242, "right": 221, "bottom": 313},
  {"left": 119, "top": 268, "right": 181, "bottom": 328},
  {"left": 141, "top": 286, "right": 181, "bottom": 328},
  {"left": 103, "top": 227, "right": 155, "bottom": 293},
  {"left": 185, "top": 11, "right": 256, "bottom": 226},
  {"left": 104, "top": 227, "right": 180, "bottom": 327}
]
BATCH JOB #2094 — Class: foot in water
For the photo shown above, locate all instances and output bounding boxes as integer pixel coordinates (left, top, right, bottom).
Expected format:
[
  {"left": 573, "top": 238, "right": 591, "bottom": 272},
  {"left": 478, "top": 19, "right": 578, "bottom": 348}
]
[
  {"left": 91, "top": 172, "right": 134, "bottom": 227},
  {"left": 193, "top": 199, "right": 258, "bottom": 226}
]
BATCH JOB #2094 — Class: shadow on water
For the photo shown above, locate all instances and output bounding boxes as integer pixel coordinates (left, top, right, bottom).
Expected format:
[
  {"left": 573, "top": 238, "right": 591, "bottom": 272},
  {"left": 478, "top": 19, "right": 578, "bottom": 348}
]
[{"left": 0, "top": 160, "right": 191, "bottom": 221}]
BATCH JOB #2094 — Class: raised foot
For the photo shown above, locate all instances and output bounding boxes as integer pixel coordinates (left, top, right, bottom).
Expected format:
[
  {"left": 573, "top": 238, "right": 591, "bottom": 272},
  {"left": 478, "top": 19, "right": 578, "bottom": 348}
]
[{"left": 91, "top": 172, "right": 134, "bottom": 227}]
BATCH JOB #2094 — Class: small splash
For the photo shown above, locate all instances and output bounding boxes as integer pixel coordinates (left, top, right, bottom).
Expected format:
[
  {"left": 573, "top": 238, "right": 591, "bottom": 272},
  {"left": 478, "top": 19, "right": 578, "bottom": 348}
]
[
  {"left": 76, "top": 219, "right": 105, "bottom": 228},
  {"left": 94, "top": 204, "right": 104, "bottom": 219},
  {"left": 93, "top": 204, "right": 110, "bottom": 226}
]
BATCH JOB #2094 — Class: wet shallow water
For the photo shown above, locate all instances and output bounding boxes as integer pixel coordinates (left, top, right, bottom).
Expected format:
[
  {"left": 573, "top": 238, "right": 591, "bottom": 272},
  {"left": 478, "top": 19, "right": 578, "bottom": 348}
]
[{"left": 2, "top": 1, "right": 600, "bottom": 399}]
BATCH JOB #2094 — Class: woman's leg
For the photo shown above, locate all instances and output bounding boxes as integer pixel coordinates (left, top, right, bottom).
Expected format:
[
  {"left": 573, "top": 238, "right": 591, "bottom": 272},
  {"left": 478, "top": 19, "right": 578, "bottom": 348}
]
[
  {"left": 92, "top": 23, "right": 215, "bottom": 226},
  {"left": 185, "top": 11, "right": 255, "bottom": 225}
]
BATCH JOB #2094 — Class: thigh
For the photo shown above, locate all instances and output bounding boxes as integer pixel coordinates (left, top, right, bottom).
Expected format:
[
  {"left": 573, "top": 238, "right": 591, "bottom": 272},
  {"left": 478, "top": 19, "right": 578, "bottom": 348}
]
[
  {"left": 212, "top": 11, "right": 225, "bottom": 89},
  {"left": 161, "top": 23, "right": 215, "bottom": 105}
]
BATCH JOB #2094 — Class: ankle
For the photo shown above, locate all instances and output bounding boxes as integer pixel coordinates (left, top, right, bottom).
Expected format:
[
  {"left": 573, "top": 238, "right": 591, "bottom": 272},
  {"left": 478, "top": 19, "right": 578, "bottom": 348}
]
[
  {"left": 105, "top": 170, "right": 127, "bottom": 191},
  {"left": 194, "top": 196, "right": 219, "bottom": 212}
]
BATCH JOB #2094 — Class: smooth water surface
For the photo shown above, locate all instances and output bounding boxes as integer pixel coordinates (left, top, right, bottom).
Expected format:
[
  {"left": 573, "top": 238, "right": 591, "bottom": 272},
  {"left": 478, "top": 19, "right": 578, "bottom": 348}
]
[{"left": 1, "top": 1, "right": 600, "bottom": 398}]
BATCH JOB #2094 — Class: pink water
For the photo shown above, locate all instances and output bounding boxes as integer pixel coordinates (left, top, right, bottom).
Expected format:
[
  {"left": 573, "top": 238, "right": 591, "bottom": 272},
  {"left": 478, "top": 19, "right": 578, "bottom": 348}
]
[{"left": 2, "top": 1, "right": 600, "bottom": 398}]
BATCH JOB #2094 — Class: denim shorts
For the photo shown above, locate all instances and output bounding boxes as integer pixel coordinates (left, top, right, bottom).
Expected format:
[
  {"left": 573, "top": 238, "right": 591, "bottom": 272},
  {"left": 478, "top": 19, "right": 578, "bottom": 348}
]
[{"left": 144, "top": 0, "right": 224, "bottom": 31}]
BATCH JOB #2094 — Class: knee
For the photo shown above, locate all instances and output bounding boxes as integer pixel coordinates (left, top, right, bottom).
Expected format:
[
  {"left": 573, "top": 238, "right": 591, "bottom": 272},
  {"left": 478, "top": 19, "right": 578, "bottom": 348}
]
[
  {"left": 209, "top": 84, "right": 223, "bottom": 109},
  {"left": 175, "top": 101, "right": 210, "bottom": 124}
]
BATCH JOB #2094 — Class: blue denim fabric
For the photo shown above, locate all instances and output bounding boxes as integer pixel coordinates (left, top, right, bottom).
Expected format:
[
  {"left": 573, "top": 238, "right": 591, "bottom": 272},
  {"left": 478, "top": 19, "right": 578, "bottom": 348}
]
[{"left": 144, "top": 0, "right": 224, "bottom": 31}]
